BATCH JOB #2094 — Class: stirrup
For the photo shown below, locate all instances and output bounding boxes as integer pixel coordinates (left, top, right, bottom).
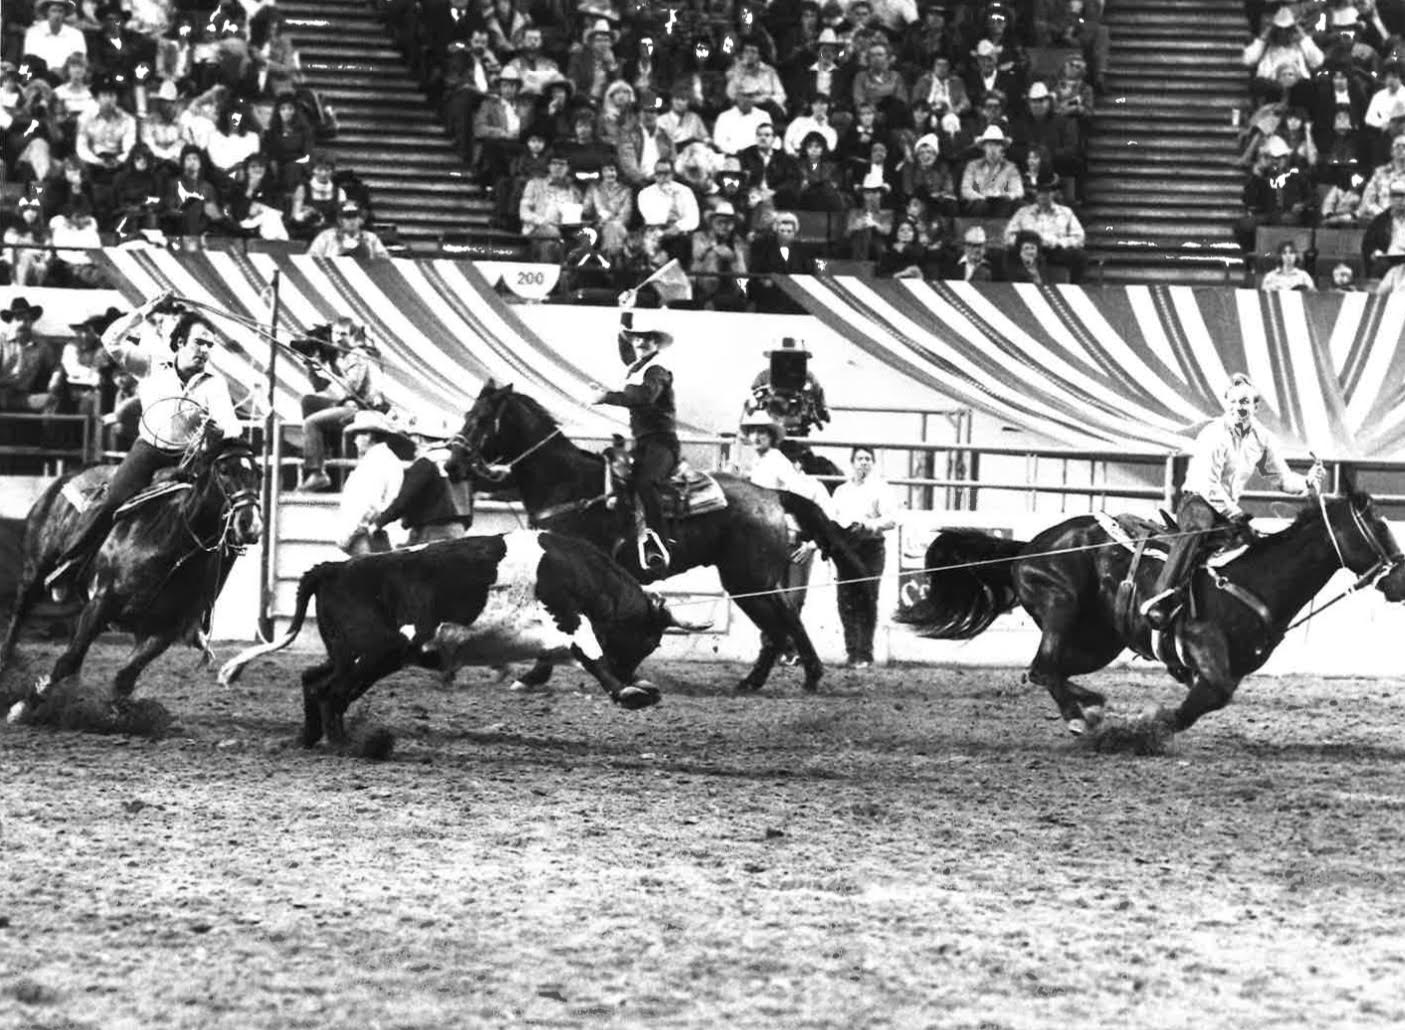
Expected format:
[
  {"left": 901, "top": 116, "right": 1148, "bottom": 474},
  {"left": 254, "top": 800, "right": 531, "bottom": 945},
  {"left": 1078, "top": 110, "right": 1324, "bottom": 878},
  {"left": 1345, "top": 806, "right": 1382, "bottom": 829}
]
[
  {"left": 1140, "top": 588, "right": 1177, "bottom": 628},
  {"left": 44, "top": 559, "right": 80, "bottom": 601},
  {"left": 638, "top": 528, "right": 671, "bottom": 571}
]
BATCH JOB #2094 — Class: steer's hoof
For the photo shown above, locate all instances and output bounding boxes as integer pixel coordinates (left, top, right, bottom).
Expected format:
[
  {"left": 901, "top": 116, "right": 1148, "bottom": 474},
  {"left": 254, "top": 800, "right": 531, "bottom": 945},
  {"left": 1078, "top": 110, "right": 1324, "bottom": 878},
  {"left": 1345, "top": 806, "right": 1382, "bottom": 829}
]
[
  {"left": 1066, "top": 716, "right": 1088, "bottom": 736},
  {"left": 6, "top": 699, "right": 30, "bottom": 725},
  {"left": 616, "top": 683, "right": 661, "bottom": 710}
]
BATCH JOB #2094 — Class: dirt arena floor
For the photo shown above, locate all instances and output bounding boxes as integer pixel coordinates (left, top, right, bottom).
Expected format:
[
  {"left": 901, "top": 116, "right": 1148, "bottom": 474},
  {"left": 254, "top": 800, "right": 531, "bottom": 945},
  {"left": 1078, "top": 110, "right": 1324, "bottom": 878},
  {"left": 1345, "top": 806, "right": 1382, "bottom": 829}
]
[{"left": 3, "top": 640, "right": 1405, "bottom": 1030}]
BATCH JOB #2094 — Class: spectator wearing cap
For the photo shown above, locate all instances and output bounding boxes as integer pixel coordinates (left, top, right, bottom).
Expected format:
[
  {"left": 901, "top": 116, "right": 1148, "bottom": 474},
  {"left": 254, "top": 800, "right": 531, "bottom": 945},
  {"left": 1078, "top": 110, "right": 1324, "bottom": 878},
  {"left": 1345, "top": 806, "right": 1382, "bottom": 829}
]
[
  {"left": 726, "top": 38, "right": 788, "bottom": 121},
  {"left": 1003, "top": 172, "right": 1086, "bottom": 282},
  {"left": 691, "top": 201, "right": 750, "bottom": 311},
  {"left": 739, "top": 120, "right": 802, "bottom": 209},
  {"left": 851, "top": 39, "right": 910, "bottom": 126},
  {"left": 74, "top": 74, "right": 135, "bottom": 177},
  {"left": 784, "top": 92, "right": 838, "bottom": 156},
  {"left": 583, "top": 158, "right": 633, "bottom": 257},
  {"left": 140, "top": 80, "right": 184, "bottom": 168},
  {"left": 960, "top": 124, "right": 1022, "bottom": 215},
  {"left": 750, "top": 211, "right": 818, "bottom": 312},
  {"left": 519, "top": 151, "right": 582, "bottom": 262},
  {"left": 636, "top": 156, "right": 699, "bottom": 244},
  {"left": 24, "top": 0, "right": 89, "bottom": 79},
  {"left": 1358, "top": 134, "right": 1405, "bottom": 220},
  {"left": 658, "top": 88, "right": 711, "bottom": 147},
  {"left": 1244, "top": 7, "right": 1324, "bottom": 101},
  {"left": 1362, "top": 178, "right": 1405, "bottom": 276},
  {"left": 307, "top": 201, "right": 390, "bottom": 258},
  {"left": 902, "top": 132, "right": 957, "bottom": 214},
  {"left": 567, "top": 19, "right": 621, "bottom": 105},
  {"left": 714, "top": 87, "right": 775, "bottom": 156},
  {"left": 965, "top": 38, "right": 1020, "bottom": 111},
  {"left": 503, "top": 26, "right": 560, "bottom": 95},
  {"left": 0, "top": 298, "right": 62, "bottom": 414},
  {"left": 1235, "top": 134, "right": 1313, "bottom": 252},
  {"left": 1010, "top": 80, "right": 1082, "bottom": 191},
  {"left": 618, "top": 90, "right": 674, "bottom": 186}
]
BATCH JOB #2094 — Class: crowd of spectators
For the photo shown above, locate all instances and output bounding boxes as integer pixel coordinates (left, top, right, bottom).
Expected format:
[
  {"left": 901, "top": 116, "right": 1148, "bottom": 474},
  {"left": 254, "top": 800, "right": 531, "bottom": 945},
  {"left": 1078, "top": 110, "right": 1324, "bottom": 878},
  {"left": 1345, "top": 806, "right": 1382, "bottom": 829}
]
[
  {"left": 0, "top": 0, "right": 383, "bottom": 286},
  {"left": 391, "top": 0, "right": 1108, "bottom": 305},
  {"left": 1238, "top": 0, "right": 1405, "bottom": 290}
]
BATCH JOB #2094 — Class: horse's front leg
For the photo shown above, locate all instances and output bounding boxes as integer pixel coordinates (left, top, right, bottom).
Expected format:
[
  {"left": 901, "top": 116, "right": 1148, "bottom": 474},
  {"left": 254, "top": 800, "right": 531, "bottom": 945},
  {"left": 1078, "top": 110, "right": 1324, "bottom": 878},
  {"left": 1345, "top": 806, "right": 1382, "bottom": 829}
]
[
  {"left": 48, "top": 589, "right": 112, "bottom": 686},
  {"left": 113, "top": 633, "right": 176, "bottom": 701},
  {"left": 1168, "top": 622, "right": 1240, "bottom": 733}
]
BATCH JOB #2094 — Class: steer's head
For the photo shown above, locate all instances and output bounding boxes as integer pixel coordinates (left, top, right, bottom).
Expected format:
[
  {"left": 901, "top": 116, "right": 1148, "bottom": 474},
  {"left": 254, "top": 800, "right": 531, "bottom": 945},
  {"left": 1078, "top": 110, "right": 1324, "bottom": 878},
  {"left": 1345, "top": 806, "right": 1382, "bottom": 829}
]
[{"left": 604, "top": 592, "right": 712, "bottom": 681}]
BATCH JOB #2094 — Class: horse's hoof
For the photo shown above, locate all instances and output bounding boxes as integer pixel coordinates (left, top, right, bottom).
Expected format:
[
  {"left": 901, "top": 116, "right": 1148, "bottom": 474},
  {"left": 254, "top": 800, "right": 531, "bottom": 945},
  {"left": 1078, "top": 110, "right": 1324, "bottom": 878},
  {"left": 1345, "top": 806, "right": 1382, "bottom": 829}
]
[
  {"left": 1066, "top": 717, "right": 1088, "bottom": 736},
  {"left": 801, "top": 674, "right": 822, "bottom": 693},
  {"left": 1081, "top": 705, "right": 1105, "bottom": 730},
  {"left": 508, "top": 678, "right": 546, "bottom": 694},
  {"left": 734, "top": 679, "right": 763, "bottom": 694},
  {"left": 616, "top": 683, "right": 661, "bottom": 710},
  {"left": 6, "top": 700, "right": 30, "bottom": 725}
]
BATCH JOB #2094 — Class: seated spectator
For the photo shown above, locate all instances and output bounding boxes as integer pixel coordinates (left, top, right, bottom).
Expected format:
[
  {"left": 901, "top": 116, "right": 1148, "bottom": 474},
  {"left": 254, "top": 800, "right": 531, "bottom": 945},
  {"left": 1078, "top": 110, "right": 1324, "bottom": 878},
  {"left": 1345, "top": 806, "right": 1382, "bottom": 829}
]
[
  {"left": 24, "top": 0, "right": 89, "bottom": 80},
  {"left": 902, "top": 133, "right": 957, "bottom": 215},
  {"left": 495, "top": 129, "right": 548, "bottom": 229},
  {"left": 504, "top": 27, "right": 561, "bottom": 97},
  {"left": 1259, "top": 239, "right": 1316, "bottom": 291},
  {"left": 482, "top": 0, "right": 532, "bottom": 56},
  {"left": 206, "top": 105, "right": 262, "bottom": 182},
  {"left": 0, "top": 298, "right": 61, "bottom": 415},
  {"left": 876, "top": 220, "right": 926, "bottom": 278},
  {"left": 582, "top": 158, "right": 633, "bottom": 257},
  {"left": 1366, "top": 60, "right": 1405, "bottom": 155},
  {"left": 617, "top": 90, "right": 673, "bottom": 186},
  {"left": 111, "top": 145, "right": 165, "bottom": 233},
  {"left": 161, "top": 144, "right": 227, "bottom": 237},
  {"left": 1316, "top": 104, "right": 1369, "bottom": 186},
  {"left": 227, "top": 156, "right": 289, "bottom": 241},
  {"left": 48, "top": 196, "right": 103, "bottom": 286},
  {"left": 518, "top": 151, "right": 582, "bottom": 262},
  {"left": 556, "top": 111, "right": 612, "bottom": 175},
  {"left": 836, "top": 100, "right": 882, "bottom": 165},
  {"left": 1005, "top": 229, "right": 1049, "bottom": 283},
  {"left": 690, "top": 201, "right": 750, "bottom": 311},
  {"left": 568, "top": 20, "right": 622, "bottom": 107},
  {"left": 39, "top": 155, "right": 95, "bottom": 222},
  {"left": 727, "top": 37, "right": 787, "bottom": 121},
  {"left": 795, "top": 131, "right": 846, "bottom": 211},
  {"left": 852, "top": 38, "right": 910, "bottom": 128},
  {"left": 73, "top": 75, "right": 135, "bottom": 180},
  {"left": 714, "top": 88, "right": 774, "bottom": 156},
  {"left": 287, "top": 152, "right": 347, "bottom": 239},
  {"left": 1355, "top": 133, "right": 1405, "bottom": 219},
  {"left": 441, "top": 34, "right": 499, "bottom": 159},
  {"left": 1235, "top": 135, "right": 1313, "bottom": 251},
  {"left": 672, "top": 39, "right": 731, "bottom": 122},
  {"left": 89, "top": 1, "right": 150, "bottom": 84},
  {"left": 1320, "top": 172, "right": 1364, "bottom": 225},
  {"left": 1316, "top": 8, "right": 1381, "bottom": 85},
  {"left": 254, "top": 10, "right": 304, "bottom": 99},
  {"left": 784, "top": 92, "right": 838, "bottom": 156},
  {"left": 711, "top": 157, "right": 756, "bottom": 229},
  {"left": 849, "top": 138, "right": 898, "bottom": 199},
  {"left": 637, "top": 156, "right": 701, "bottom": 246},
  {"left": 960, "top": 124, "right": 1022, "bottom": 215},
  {"left": 471, "top": 67, "right": 530, "bottom": 182},
  {"left": 1245, "top": 8, "right": 1324, "bottom": 101},
  {"left": 1363, "top": 178, "right": 1405, "bottom": 275},
  {"left": 1011, "top": 81, "right": 1084, "bottom": 193},
  {"left": 618, "top": 221, "right": 673, "bottom": 296},
  {"left": 966, "top": 39, "right": 1021, "bottom": 111},
  {"left": 749, "top": 211, "right": 816, "bottom": 312},
  {"left": 658, "top": 88, "right": 711, "bottom": 147},
  {"left": 2, "top": 198, "right": 54, "bottom": 287},
  {"left": 61, "top": 308, "right": 119, "bottom": 425},
  {"left": 307, "top": 201, "right": 389, "bottom": 258},
  {"left": 140, "top": 81, "right": 185, "bottom": 171},
  {"left": 847, "top": 169, "right": 895, "bottom": 259},
  {"left": 5, "top": 78, "right": 62, "bottom": 186},
  {"left": 597, "top": 80, "right": 636, "bottom": 147},
  {"left": 786, "top": 27, "right": 845, "bottom": 116},
  {"left": 946, "top": 224, "right": 997, "bottom": 284},
  {"left": 1274, "top": 106, "right": 1318, "bottom": 169},
  {"left": 1003, "top": 172, "right": 1087, "bottom": 282},
  {"left": 264, "top": 92, "right": 315, "bottom": 190},
  {"left": 740, "top": 121, "right": 802, "bottom": 210},
  {"left": 1018, "top": 144, "right": 1053, "bottom": 202},
  {"left": 1314, "top": 66, "right": 1368, "bottom": 138},
  {"left": 178, "top": 84, "right": 225, "bottom": 153},
  {"left": 900, "top": 2, "right": 958, "bottom": 77},
  {"left": 623, "top": 33, "right": 665, "bottom": 97},
  {"left": 1054, "top": 54, "right": 1095, "bottom": 124},
  {"left": 297, "top": 319, "right": 390, "bottom": 491},
  {"left": 964, "top": 89, "right": 1011, "bottom": 151},
  {"left": 1329, "top": 260, "right": 1361, "bottom": 290},
  {"left": 53, "top": 51, "right": 96, "bottom": 123}
]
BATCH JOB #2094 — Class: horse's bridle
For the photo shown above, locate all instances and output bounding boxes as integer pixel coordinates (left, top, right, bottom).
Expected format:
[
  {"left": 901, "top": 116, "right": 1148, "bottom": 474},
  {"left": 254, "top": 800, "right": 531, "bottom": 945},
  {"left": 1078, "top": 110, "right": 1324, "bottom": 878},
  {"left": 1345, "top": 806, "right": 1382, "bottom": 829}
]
[
  {"left": 187, "top": 449, "right": 261, "bottom": 554},
  {"left": 451, "top": 391, "right": 561, "bottom": 482},
  {"left": 1319, "top": 492, "right": 1402, "bottom": 587}
]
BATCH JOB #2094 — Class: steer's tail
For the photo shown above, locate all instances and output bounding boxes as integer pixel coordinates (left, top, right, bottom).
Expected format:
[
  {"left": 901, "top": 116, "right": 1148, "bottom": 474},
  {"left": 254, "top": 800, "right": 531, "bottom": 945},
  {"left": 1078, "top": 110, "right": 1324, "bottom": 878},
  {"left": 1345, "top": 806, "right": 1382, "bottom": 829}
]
[
  {"left": 217, "top": 562, "right": 335, "bottom": 685},
  {"left": 892, "top": 529, "right": 1025, "bottom": 639},
  {"left": 777, "top": 491, "right": 869, "bottom": 585}
]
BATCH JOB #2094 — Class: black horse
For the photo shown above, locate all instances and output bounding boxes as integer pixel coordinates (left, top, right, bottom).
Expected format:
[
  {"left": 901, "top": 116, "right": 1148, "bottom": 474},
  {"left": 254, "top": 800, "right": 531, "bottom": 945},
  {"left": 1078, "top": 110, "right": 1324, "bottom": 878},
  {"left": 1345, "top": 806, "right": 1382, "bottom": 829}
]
[
  {"left": 3, "top": 427, "right": 263, "bottom": 717},
  {"left": 447, "top": 381, "right": 865, "bottom": 692},
  {"left": 898, "top": 491, "right": 1405, "bottom": 736}
]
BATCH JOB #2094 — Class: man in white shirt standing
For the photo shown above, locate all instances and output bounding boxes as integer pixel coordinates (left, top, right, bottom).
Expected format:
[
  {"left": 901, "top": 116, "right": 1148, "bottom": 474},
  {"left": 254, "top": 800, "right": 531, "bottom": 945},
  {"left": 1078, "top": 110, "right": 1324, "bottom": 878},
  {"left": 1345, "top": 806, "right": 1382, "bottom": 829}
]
[
  {"left": 24, "top": 0, "right": 89, "bottom": 77},
  {"left": 337, "top": 410, "right": 410, "bottom": 555},
  {"left": 46, "top": 291, "right": 245, "bottom": 599},
  {"left": 831, "top": 445, "right": 897, "bottom": 668}
]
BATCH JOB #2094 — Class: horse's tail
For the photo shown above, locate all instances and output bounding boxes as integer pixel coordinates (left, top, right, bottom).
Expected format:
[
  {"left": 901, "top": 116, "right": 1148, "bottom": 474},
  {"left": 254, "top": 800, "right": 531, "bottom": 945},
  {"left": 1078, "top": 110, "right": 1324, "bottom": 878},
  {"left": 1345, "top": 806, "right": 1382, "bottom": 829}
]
[
  {"left": 217, "top": 561, "right": 334, "bottom": 685},
  {"left": 778, "top": 491, "right": 870, "bottom": 585},
  {"left": 892, "top": 529, "right": 1025, "bottom": 639}
]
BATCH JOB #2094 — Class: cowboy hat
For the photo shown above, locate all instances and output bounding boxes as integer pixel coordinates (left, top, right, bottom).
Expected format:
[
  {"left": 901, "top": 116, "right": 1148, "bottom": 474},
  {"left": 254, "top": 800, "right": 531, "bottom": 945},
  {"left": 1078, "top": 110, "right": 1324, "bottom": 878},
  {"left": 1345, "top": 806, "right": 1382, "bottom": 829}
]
[
  {"left": 1, "top": 297, "right": 43, "bottom": 322},
  {"left": 70, "top": 305, "right": 124, "bottom": 332},
  {"left": 972, "top": 39, "right": 1000, "bottom": 58},
  {"left": 817, "top": 27, "right": 840, "bottom": 45},
  {"left": 764, "top": 337, "right": 811, "bottom": 357},
  {"left": 1034, "top": 170, "right": 1061, "bottom": 191},
  {"left": 739, "top": 411, "right": 785, "bottom": 441},
  {"left": 343, "top": 410, "right": 407, "bottom": 439},
  {"left": 1271, "top": 6, "right": 1297, "bottom": 28},
  {"left": 976, "top": 124, "right": 1010, "bottom": 145},
  {"left": 95, "top": 0, "right": 131, "bottom": 22},
  {"left": 914, "top": 132, "right": 942, "bottom": 155},
  {"left": 34, "top": 0, "right": 76, "bottom": 16},
  {"left": 708, "top": 199, "right": 738, "bottom": 219},
  {"left": 1027, "top": 81, "right": 1051, "bottom": 101}
]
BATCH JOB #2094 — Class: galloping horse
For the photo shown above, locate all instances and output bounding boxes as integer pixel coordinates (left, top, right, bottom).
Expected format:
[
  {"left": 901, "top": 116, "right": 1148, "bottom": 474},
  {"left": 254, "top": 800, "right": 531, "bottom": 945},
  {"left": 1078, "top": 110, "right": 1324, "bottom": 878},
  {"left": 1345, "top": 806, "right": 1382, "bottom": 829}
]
[
  {"left": 898, "top": 491, "right": 1405, "bottom": 736},
  {"left": 3, "top": 425, "right": 263, "bottom": 715},
  {"left": 447, "top": 382, "right": 865, "bottom": 692}
]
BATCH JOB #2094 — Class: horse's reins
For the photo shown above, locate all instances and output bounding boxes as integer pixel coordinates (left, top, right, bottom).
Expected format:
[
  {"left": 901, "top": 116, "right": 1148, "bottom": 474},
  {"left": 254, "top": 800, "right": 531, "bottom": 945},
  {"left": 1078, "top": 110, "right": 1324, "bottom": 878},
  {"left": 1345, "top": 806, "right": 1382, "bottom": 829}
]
[{"left": 1288, "top": 490, "right": 1403, "bottom": 632}]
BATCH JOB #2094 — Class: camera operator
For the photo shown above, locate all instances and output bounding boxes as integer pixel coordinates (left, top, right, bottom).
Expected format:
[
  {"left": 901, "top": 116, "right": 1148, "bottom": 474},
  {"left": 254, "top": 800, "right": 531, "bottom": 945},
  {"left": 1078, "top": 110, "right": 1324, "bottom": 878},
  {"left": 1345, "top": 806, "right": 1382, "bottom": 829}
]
[{"left": 744, "top": 336, "right": 830, "bottom": 440}]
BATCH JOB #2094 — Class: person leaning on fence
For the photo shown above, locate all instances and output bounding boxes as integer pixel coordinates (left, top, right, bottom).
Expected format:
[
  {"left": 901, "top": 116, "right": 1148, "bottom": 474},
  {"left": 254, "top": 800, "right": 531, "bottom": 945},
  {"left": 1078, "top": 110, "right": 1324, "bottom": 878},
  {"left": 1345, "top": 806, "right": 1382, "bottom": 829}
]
[
  {"left": 44, "top": 291, "right": 244, "bottom": 601},
  {"left": 0, "top": 297, "right": 63, "bottom": 415},
  {"left": 297, "top": 318, "right": 389, "bottom": 492},
  {"left": 1141, "top": 373, "right": 1327, "bottom": 630},
  {"left": 832, "top": 445, "right": 897, "bottom": 669}
]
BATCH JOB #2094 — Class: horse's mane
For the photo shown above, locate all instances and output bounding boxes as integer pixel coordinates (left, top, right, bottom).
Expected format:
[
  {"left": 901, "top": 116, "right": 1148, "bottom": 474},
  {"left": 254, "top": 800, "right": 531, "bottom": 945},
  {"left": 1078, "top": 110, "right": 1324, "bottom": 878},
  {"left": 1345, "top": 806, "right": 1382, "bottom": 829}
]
[
  {"left": 1246, "top": 490, "right": 1368, "bottom": 553},
  {"left": 504, "top": 390, "right": 561, "bottom": 432}
]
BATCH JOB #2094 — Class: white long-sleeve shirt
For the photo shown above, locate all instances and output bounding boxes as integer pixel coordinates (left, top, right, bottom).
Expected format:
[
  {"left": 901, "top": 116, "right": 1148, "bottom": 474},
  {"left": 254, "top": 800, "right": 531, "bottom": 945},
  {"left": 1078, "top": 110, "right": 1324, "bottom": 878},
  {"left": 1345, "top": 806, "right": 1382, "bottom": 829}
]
[
  {"left": 337, "top": 442, "right": 404, "bottom": 550},
  {"left": 748, "top": 449, "right": 836, "bottom": 517},
  {"left": 832, "top": 474, "right": 897, "bottom": 532},
  {"left": 1183, "top": 416, "right": 1309, "bottom": 517}
]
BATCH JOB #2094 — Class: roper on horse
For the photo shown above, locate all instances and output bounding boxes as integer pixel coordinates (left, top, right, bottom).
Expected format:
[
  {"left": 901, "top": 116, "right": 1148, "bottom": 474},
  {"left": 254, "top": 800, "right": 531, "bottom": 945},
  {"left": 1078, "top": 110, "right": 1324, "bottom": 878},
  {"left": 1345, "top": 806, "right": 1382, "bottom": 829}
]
[{"left": 3, "top": 293, "right": 263, "bottom": 719}]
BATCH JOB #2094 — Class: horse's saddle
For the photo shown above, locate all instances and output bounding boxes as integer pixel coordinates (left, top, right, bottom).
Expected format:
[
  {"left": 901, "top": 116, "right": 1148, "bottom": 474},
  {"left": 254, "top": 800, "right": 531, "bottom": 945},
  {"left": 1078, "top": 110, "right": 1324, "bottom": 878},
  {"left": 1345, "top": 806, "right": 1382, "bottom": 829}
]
[
  {"left": 61, "top": 472, "right": 191, "bottom": 521},
  {"left": 605, "top": 451, "right": 728, "bottom": 519}
]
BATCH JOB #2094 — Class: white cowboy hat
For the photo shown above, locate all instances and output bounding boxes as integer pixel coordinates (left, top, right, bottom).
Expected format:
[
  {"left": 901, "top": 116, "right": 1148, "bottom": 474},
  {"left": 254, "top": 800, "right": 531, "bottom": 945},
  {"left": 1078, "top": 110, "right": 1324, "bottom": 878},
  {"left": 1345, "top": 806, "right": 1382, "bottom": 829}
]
[
  {"left": 972, "top": 39, "right": 1000, "bottom": 58},
  {"left": 709, "top": 199, "right": 738, "bottom": 219},
  {"left": 914, "top": 132, "right": 942, "bottom": 155},
  {"left": 739, "top": 412, "right": 785, "bottom": 440},
  {"left": 343, "top": 410, "right": 403, "bottom": 438},
  {"left": 817, "top": 27, "right": 839, "bottom": 45},
  {"left": 1027, "top": 81, "right": 1051, "bottom": 101},
  {"left": 976, "top": 124, "right": 1010, "bottom": 145},
  {"left": 1271, "top": 6, "right": 1297, "bottom": 28}
]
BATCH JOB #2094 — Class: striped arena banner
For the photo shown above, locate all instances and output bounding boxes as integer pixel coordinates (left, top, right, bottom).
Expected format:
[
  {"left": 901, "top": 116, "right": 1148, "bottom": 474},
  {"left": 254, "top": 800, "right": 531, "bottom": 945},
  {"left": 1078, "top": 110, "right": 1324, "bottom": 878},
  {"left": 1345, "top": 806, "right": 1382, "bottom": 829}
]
[{"left": 780, "top": 278, "right": 1405, "bottom": 458}]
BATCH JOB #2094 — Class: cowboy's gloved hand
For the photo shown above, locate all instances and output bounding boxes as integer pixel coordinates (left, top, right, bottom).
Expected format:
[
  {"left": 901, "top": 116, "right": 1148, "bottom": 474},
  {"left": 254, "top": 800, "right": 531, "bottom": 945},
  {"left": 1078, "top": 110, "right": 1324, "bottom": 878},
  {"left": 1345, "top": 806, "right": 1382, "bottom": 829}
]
[{"left": 1307, "top": 462, "right": 1327, "bottom": 493}]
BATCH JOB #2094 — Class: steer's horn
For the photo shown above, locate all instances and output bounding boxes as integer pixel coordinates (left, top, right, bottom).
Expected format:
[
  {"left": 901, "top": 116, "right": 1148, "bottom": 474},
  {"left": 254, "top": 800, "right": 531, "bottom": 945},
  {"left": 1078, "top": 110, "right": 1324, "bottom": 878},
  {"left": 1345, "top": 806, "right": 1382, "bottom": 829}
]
[{"left": 664, "top": 607, "right": 713, "bottom": 633}]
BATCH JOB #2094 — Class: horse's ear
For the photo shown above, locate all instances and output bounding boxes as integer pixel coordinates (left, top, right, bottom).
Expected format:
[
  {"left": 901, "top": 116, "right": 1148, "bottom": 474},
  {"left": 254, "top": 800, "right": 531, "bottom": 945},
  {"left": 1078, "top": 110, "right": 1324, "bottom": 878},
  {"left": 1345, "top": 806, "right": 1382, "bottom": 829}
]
[{"left": 1339, "top": 464, "right": 1358, "bottom": 497}]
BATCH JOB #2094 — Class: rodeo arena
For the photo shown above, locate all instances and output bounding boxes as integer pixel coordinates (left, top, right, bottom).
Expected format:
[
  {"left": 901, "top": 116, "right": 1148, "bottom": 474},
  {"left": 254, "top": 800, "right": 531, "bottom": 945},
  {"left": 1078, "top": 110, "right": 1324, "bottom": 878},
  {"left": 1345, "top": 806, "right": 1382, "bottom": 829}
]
[{"left": 10, "top": 0, "right": 1405, "bottom": 1027}]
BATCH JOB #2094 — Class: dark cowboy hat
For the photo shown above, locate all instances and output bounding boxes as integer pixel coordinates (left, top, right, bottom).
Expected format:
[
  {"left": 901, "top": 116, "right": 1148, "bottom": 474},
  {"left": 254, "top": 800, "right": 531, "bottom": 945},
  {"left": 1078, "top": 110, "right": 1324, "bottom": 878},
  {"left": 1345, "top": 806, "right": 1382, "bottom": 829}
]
[
  {"left": 95, "top": 0, "right": 132, "bottom": 22},
  {"left": 764, "top": 336, "right": 811, "bottom": 357},
  {"left": 1034, "top": 170, "right": 1061, "bottom": 191},
  {"left": 70, "top": 305, "right": 125, "bottom": 332},
  {"left": 1, "top": 297, "right": 43, "bottom": 322}
]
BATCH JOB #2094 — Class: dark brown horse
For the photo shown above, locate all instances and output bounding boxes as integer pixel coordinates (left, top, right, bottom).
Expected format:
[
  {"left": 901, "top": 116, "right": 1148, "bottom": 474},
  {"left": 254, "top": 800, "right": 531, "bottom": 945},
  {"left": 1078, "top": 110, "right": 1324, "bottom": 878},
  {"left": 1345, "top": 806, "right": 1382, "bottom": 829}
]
[
  {"left": 3, "top": 429, "right": 263, "bottom": 718},
  {"left": 897, "top": 491, "right": 1405, "bottom": 737},
  {"left": 447, "top": 382, "right": 865, "bottom": 692}
]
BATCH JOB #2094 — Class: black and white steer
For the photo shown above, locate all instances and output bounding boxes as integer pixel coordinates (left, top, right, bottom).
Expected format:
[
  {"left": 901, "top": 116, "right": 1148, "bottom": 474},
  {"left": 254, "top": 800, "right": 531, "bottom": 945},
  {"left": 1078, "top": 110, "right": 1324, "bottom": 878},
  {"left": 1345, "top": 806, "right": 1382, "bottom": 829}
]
[{"left": 219, "top": 531, "right": 709, "bottom": 748}]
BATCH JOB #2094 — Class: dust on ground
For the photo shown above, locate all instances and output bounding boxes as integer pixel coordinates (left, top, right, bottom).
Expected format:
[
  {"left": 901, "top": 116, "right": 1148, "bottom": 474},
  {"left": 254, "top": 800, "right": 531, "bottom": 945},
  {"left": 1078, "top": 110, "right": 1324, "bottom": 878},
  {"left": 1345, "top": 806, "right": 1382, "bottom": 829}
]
[{"left": 3, "top": 641, "right": 1405, "bottom": 1030}]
